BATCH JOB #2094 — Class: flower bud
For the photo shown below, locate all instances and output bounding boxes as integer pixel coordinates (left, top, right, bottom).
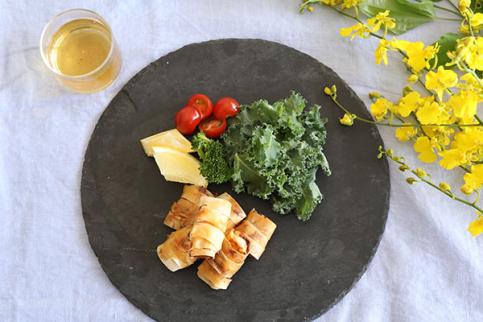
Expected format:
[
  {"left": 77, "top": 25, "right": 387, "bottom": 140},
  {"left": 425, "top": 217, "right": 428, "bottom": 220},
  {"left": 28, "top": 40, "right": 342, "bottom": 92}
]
[
  {"left": 407, "top": 74, "right": 418, "bottom": 83},
  {"left": 415, "top": 168, "right": 427, "bottom": 178},
  {"left": 439, "top": 182, "right": 451, "bottom": 192},
  {"left": 399, "top": 165, "right": 409, "bottom": 172},
  {"left": 406, "top": 177, "right": 417, "bottom": 185},
  {"left": 369, "top": 91, "right": 381, "bottom": 99}
]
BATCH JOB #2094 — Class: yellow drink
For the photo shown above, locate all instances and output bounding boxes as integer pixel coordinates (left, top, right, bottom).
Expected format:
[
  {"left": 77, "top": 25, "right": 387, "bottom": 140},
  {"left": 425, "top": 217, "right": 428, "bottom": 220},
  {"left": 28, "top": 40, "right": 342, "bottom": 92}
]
[
  {"left": 40, "top": 10, "right": 121, "bottom": 93},
  {"left": 49, "top": 19, "right": 111, "bottom": 76}
]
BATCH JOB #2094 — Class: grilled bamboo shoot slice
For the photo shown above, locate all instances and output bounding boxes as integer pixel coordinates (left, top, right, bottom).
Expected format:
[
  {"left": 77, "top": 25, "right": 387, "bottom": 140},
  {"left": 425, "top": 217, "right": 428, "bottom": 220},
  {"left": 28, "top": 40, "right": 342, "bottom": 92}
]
[
  {"left": 156, "top": 227, "right": 195, "bottom": 272},
  {"left": 189, "top": 196, "right": 231, "bottom": 258},
  {"left": 197, "top": 260, "right": 231, "bottom": 290},
  {"left": 197, "top": 230, "right": 249, "bottom": 289},
  {"left": 217, "top": 193, "right": 246, "bottom": 230},
  {"left": 235, "top": 209, "right": 276, "bottom": 260},
  {"left": 164, "top": 185, "right": 213, "bottom": 230}
]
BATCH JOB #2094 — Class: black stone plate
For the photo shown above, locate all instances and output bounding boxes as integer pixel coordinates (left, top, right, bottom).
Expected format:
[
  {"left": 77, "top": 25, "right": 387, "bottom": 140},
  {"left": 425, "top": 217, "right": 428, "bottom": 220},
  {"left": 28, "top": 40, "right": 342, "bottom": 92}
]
[{"left": 81, "top": 39, "right": 389, "bottom": 322}]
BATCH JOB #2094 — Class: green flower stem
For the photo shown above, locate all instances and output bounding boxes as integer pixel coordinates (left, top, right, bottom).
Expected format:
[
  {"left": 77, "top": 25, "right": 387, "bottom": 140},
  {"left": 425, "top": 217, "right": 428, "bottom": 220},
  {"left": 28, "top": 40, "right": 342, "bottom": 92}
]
[
  {"left": 381, "top": 149, "right": 483, "bottom": 214},
  {"left": 463, "top": 65, "right": 483, "bottom": 87},
  {"left": 329, "top": 94, "right": 482, "bottom": 128},
  {"left": 434, "top": 16, "right": 463, "bottom": 22},
  {"left": 434, "top": 4, "right": 464, "bottom": 17},
  {"left": 446, "top": 0, "right": 461, "bottom": 14}
]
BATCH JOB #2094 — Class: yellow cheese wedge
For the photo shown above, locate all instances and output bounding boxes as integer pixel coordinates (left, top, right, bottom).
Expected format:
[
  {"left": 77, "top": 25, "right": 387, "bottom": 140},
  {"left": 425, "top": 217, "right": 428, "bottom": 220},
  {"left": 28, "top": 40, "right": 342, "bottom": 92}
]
[
  {"left": 140, "top": 129, "right": 193, "bottom": 156},
  {"left": 152, "top": 146, "right": 207, "bottom": 187}
]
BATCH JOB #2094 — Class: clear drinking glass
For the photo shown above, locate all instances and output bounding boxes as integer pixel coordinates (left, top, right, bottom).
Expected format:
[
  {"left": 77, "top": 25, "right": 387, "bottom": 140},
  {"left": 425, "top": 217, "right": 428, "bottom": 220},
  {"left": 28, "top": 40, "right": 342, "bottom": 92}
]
[{"left": 40, "top": 9, "right": 121, "bottom": 93}]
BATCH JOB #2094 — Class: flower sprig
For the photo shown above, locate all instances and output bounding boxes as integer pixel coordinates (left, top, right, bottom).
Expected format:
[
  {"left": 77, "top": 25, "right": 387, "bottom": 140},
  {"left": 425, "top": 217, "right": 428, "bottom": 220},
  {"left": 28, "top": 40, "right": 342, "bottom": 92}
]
[
  {"left": 304, "top": 0, "right": 483, "bottom": 235},
  {"left": 378, "top": 147, "right": 483, "bottom": 236}
]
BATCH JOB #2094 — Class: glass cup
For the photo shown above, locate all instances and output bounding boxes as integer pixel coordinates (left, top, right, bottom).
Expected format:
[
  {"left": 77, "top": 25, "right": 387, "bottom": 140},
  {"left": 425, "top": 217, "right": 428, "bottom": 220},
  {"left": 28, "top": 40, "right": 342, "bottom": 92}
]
[{"left": 40, "top": 9, "right": 121, "bottom": 93}]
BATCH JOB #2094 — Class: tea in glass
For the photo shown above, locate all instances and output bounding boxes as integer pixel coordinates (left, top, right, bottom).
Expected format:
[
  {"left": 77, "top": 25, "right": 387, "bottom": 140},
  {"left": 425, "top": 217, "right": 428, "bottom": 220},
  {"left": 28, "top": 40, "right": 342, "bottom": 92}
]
[{"left": 40, "top": 9, "right": 121, "bottom": 93}]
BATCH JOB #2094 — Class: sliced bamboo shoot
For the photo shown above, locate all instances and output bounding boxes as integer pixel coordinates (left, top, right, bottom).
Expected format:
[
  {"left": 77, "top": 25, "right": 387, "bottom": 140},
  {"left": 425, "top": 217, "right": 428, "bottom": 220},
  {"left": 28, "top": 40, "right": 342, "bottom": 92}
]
[
  {"left": 235, "top": 209, "right": 276, "bottom": 260},
  {"left": 197, "top": 230, "right": 249, "bottom": 290},
  {"left": 164, "top": 185, "right": 213, "bottom": 230},
  {"left": 157, "top": 227, "right": 196, "bottom": 272},
  {"left": 217, "top": 192, "right": 246, "bottom": 230},
  {"left": 189, "top": 196, "right": 231, "bottom": 258}
]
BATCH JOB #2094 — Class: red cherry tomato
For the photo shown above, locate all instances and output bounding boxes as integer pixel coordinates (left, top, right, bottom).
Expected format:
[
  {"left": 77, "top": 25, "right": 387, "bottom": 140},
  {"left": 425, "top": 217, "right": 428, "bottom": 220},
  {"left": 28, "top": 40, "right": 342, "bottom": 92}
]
[
  {"left": 175, "top": 106, "right": 201, "bottom": 135},
  {"left": 187, "top": 94, "right": 213, "bottom": 120},
  {"left": 213, "top": 97, "right": 240, "bottom": 120},
  {"left": 199, "top": 118, "right": 227, "bottom": 138}
]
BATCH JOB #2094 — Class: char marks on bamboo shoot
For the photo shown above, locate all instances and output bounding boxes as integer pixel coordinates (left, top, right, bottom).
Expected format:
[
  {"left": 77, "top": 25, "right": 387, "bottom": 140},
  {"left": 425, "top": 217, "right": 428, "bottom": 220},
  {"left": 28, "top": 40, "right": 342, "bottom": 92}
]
[
  {"left": 189, "top": 196, "right": 232, "bottom": 258},
  {"left": 197, "top": 230, "right": 249, "bottom": 289},
  {"left": 217, "top": 192, "right": 247, "bottom": 229},
  {"left": 235, "top": 209, "right": 277, "bottom": 260},
  {"left": 164, "top": 185, "right": 213, "bottom": 230},
  {"left": 157, "top": 227, "right": 196, "bottom": 272}
]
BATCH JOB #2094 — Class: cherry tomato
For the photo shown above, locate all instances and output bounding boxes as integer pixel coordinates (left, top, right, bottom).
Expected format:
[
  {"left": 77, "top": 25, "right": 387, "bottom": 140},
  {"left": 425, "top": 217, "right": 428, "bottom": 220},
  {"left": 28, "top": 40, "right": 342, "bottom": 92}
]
[
  {"left": 213, "top": 97, "right": 240, "bottom": 120},
  {"left": 199, "top": 118, "right": 227, "bottom": 138},
  {"left": 187, "top": 94, "right": 213, "bottom": 120},
  {"left": 175, "top": 106, "right": 201, "bottom": 135}
]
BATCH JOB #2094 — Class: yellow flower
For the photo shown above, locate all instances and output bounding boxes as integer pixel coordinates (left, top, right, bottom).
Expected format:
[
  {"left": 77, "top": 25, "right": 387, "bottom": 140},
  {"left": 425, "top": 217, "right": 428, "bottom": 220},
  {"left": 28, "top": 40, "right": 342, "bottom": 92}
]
[
  {"left": 459, "top": 22, "right": 470, "bottom": 35},
  {"left": 414, "top": 136, "right": 437, "bottom": 163},
  {"left": 415, "top": 101, "right": 445, "bottom": 125},
  {"left": 392, "top": 40, "right": 439, "bottom": 73},
  {"left": 375, "top": 39, "right": 390, "bottom": 65},
  {"left": 340, "top": 23, "right": 371, "bottom": 40},
  {"left": 448, "top": 37, "right": 483, "bottom": 71},
  {"left": 395, "top": 91, "right": 421, "bottom": 117},
  {"left": 439, "top": 182, "right": 451, "bottom": 192},
  {"left": 324, "top": 87, "right": 333, "bottom": 96},
  {"left": 368, "top": 10, "right": 396, "bottom": 32},
  {"left": 446, "top": 90, "right": 479, "bottom": 120},
  {"left": 459, "top": 0, "right": 471, "bottom": 12},
  {"left": 449, "top": 128, "right": 483, "bottom": 164},
  {"left": 341, "top": 0, "right": 360, "bottom": 9},
  {"left": 439, "top": 149, "right": 467, "bottom": 169},
  {"left": 370, "top": 98, "right": 392, "bottom": 120},
  {"left": 425, "top": 66, "right": 458, "bottom": 101},
  {"left": 468, "top": 217, "right": 483, "bottom": 237},
  {"left": 462, "top": 164, "right": 483, "bottom": 194},
  {"left": 395, "top": 126, "right": 418, "bottom": 142},
  {"left": 339, "top": 113, "right": 356, "bottom": 126},
  {"left": 470, "top": 13, "right": 483, "bottom": 31},
  {"left": 321, "top": 0, "right": 342, "bottom": 5}
]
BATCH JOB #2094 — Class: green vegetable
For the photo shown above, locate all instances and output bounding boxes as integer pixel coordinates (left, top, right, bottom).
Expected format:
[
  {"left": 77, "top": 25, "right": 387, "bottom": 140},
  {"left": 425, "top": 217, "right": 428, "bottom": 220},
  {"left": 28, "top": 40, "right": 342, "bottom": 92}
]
[
  {"left": 191, "top": 132, "right": 232, "bottom": 184},
  {"left": 359, "top": 0, "right": 436, "bottom": 35},
  {"left": 193, "top": 92, "right": 330, "bottom": 221}
]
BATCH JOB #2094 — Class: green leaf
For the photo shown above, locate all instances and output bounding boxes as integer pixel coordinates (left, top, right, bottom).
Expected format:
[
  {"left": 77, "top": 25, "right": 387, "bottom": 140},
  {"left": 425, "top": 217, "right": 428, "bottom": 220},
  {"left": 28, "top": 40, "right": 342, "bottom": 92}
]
[
  {"left": 359, "top": 0, "right": 436, "bottom": 35},
  {"left": 471, "top": 0, "right": 483, "bottom": 13},
  {"left": 431, "top": 32, "right": 461, "bottom": 67}
]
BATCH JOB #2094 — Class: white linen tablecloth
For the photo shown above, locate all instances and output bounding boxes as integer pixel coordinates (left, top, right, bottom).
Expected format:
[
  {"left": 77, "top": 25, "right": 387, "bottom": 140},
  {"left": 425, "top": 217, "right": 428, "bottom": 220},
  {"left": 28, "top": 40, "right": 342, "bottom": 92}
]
[{"left": 1, "top": 0, "right": 482, "bottom": 321}]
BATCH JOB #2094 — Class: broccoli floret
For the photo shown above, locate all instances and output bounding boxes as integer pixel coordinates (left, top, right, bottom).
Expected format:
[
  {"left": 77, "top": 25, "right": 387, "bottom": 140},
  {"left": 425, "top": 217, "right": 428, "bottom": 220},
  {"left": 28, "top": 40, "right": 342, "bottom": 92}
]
[{"left": 192, "top": 133, "right": 232, "bottom": 184}]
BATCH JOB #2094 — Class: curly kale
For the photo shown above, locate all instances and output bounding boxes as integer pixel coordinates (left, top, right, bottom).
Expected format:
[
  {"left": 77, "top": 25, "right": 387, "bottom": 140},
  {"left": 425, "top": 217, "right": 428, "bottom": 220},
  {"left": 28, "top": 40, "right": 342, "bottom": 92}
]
[{"left": 192, "top": 91, "right": 331, "bottom": 221}]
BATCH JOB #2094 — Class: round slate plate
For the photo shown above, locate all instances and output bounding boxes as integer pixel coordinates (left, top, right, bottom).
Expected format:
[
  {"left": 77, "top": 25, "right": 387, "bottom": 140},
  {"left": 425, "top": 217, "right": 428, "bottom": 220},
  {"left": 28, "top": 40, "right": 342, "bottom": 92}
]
[{"left": 81, "top": 39, "right": 389, "bottom": 322}]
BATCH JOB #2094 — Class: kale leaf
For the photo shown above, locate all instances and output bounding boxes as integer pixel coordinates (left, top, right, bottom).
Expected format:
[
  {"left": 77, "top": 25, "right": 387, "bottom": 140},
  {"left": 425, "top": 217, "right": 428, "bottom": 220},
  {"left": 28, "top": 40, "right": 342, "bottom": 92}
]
[{"left": 193, "top": 91, "right": 331, "bottom": 221}]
